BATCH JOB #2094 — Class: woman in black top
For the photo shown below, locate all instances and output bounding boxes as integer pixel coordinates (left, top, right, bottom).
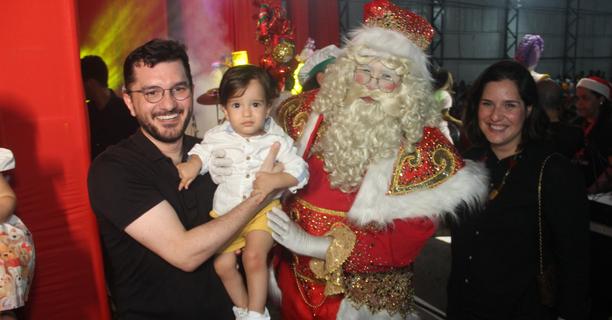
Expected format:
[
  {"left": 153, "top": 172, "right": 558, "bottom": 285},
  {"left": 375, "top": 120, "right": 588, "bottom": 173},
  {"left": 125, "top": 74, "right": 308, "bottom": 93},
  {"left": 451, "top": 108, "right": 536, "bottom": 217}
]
[{"left": 447, "top": 60, "right": 590, "bottom": 319}]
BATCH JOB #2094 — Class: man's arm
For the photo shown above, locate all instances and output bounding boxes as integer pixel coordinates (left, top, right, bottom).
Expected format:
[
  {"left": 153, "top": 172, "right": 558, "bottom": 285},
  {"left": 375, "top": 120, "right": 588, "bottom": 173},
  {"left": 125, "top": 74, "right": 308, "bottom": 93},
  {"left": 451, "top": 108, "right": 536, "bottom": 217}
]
[
  {"left": 123, "top": 142, "right": 281, "bottom": 272},
  {"left": 124, "top": 194, "right": 265, "bottom": 272}
]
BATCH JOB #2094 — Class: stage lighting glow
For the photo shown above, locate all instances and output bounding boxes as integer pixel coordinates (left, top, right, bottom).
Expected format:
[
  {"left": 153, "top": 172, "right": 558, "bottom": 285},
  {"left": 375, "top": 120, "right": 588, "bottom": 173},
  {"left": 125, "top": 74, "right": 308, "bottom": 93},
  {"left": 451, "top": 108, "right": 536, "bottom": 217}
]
[{"left": 79, "top": 1, "right": 166, "bottom": 90}]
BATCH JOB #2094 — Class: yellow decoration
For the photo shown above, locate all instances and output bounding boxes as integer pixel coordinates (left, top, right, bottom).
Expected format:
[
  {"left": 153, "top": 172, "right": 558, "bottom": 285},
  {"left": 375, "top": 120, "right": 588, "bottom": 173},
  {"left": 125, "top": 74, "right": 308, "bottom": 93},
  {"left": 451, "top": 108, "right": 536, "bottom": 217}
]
[
  {"left": 290, "top": 62, "right": 304, "bottom": 95},
  {"left": 231, "top": 51, "right": 249, "bottom": 66}
]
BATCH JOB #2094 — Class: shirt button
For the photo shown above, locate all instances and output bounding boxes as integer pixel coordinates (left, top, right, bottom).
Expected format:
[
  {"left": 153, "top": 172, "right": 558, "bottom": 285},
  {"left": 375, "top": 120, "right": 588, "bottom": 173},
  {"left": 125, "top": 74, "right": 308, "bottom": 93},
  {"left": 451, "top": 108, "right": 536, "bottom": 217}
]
[
  {"left": 464, "top": 278, "right": 469, "bottom": 284},
  {"left": 468, "top": 255, "right": 473, "bottom": 260},
  {"left": 475, "top": 230, "right": 480, "bottom": 236},
  {"left": 246, "top": 174, "right": 250, "bottom": 178},
  {"left": 242, "top": 195, "right": 247, "bottom": 200},
  {"left": 246, "top": 156, "right": 251, "bottom": 160}
]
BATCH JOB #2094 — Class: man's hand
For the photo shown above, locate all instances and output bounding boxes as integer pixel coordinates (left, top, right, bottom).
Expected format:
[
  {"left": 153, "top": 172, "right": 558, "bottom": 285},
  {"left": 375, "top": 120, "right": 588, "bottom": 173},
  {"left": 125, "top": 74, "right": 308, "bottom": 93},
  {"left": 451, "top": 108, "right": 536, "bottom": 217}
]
[
  {"left": 209, "top": 149, "right": 233, "bottom": 184},
  {"left": 176, "top": 155, "right": 202, "bottom": 190},
  {"left": 267, "top": 207, "right": 330, "bottom": 259}
]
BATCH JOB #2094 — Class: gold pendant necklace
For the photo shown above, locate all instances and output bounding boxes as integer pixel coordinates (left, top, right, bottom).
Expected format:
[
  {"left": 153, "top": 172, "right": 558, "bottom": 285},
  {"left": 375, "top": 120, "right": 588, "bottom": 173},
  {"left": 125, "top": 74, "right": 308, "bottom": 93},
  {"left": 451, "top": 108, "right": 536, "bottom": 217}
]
[{"left": 488, "top": 154, "right": 519, "bottom": 201}]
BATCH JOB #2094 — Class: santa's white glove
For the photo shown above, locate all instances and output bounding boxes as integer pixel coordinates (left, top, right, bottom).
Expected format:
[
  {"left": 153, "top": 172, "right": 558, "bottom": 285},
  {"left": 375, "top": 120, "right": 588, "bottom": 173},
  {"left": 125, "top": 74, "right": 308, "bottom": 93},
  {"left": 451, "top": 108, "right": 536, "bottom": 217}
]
[
  {"left": 209, "top": 149, "right": 233, "bottom": 184},
  {"left": 267, "top": 207, "right": 330, "bottom": 260}
]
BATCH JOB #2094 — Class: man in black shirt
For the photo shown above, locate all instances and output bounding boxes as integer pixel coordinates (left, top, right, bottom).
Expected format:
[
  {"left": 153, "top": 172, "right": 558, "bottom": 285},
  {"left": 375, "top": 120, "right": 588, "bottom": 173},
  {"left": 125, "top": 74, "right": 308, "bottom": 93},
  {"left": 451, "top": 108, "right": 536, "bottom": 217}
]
[
  {"left": 88, "top": 39, "right": 277, "bottom": 319},
  {"left": 81, "top": 55, "right": 139, "bottom": 159}
]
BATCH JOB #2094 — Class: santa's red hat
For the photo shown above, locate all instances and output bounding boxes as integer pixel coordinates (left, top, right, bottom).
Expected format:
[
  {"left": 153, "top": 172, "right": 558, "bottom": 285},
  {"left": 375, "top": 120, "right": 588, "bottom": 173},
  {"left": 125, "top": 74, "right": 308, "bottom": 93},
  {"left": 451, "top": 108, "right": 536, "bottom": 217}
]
[
  {"left": 577, "top": 76, "right": 611, "bottom": 100},
  {"left": 344, "top": 0, "right": 435, "bottom": 80}
]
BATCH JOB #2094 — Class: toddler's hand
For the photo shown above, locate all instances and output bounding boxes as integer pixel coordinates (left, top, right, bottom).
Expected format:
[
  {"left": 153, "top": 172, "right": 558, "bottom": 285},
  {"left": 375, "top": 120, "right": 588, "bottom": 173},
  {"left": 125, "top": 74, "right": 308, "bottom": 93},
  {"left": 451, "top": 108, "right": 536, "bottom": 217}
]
[{"left": 176, "top": 156, "right": 202, "bottom": 190}]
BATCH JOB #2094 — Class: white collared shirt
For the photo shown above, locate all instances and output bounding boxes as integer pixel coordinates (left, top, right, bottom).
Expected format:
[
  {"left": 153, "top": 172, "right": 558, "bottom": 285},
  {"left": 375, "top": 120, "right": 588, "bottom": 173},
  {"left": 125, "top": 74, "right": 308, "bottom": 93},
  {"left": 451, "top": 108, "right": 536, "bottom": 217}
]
[{"left": 188, "top": 118, "right": 309, "bottom": 215}]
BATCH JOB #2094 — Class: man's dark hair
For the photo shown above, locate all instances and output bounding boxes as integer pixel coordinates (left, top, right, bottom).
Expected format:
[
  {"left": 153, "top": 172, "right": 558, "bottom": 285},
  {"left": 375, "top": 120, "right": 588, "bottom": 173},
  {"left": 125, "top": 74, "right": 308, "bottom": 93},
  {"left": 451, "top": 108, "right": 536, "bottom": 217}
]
[
  {"left": 81, "top": 55, "right": 109, "bottom": 87},
  {"left": 123, "top": 39, "right": 192, "bottom": 89},
  {"left": 218, "top": 65, "right": 278, "bottom": 106},
  {"left": 462, "top": 60, "right": 547, "bottom": 148}
]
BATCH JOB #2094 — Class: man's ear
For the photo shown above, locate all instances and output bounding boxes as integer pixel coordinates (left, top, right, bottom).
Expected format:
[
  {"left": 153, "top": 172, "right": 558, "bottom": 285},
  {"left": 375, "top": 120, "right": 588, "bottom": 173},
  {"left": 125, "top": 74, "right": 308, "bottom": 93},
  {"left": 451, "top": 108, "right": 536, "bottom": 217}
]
[{"left": 122, "top": 91, "right": 136, "bottom": 117}]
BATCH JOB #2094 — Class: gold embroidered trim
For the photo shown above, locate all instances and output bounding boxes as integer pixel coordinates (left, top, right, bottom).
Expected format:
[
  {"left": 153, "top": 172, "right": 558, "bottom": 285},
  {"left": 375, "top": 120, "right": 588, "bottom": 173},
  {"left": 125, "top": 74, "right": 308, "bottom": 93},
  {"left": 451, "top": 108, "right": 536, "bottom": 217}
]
[
  {"left": 345, "top": 267, "right": 415, "bottom": 318},
  {"left": 388, "top": 143, "right": 458, "bottom": 195},
  {"left": 309, "top": 223, "right": 356, "bottom": 296},
  {"left": 295, "top": 197, "right": 347, "bottom": 217}
]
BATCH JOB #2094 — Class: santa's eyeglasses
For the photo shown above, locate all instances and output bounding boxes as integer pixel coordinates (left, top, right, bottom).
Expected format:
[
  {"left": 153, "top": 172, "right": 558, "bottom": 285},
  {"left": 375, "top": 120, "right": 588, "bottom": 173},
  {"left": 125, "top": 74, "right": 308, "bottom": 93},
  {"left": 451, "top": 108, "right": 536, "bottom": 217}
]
[{"left": 354, "top": 66, "right": 401, "bottom": 93}]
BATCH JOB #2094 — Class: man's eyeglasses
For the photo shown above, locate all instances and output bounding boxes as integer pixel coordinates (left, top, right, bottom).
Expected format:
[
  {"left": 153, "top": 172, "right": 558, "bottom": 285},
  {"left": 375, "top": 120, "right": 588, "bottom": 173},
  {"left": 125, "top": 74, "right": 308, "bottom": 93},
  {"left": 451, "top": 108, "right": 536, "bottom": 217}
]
[
  {"left": 354, "top": 66, "right": 401, "bottom": 93},
  {"left": 126, "top": 84, "right": 192, "bottom": 103}
]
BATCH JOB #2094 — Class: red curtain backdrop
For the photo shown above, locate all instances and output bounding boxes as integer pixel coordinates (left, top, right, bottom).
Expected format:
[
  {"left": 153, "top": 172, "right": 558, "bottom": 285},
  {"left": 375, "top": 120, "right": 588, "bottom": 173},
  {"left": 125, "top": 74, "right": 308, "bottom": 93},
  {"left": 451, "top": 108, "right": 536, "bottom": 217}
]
[
  {"left": 0, "top": 1, "right": 110, "bottom": 319},
  {"left": 288, "top": 0, "right": 340, "bottom": 51}
]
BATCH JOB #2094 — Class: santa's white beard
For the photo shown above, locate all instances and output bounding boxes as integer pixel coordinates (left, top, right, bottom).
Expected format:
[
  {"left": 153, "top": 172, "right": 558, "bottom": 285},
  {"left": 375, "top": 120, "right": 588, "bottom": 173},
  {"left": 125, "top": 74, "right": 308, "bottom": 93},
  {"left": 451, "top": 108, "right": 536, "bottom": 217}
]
[{"left": 315, "top": 92, "right": 405, "bottom": 192}]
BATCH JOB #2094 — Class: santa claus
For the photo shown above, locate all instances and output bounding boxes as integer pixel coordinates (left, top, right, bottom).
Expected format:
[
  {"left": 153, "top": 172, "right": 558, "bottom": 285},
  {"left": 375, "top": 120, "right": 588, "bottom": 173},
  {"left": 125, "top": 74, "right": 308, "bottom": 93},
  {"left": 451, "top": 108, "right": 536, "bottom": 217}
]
[{"left": 267, "top": 1, "right": 488, "bottom": 319}]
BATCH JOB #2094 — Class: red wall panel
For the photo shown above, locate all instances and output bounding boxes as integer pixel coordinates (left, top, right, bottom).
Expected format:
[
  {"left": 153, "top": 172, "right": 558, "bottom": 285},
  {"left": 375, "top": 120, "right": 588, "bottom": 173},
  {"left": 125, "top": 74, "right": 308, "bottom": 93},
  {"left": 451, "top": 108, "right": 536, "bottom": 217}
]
[{"left": 0, "top": 1, "right": 110, "bottom": 319}]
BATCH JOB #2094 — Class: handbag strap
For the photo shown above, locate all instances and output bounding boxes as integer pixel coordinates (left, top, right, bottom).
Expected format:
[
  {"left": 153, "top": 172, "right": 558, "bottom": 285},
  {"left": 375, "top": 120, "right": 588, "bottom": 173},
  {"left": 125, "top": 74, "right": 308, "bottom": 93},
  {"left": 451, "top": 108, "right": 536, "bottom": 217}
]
[{"left": 537, "top": 153, "right": 558, "bottom": 275}]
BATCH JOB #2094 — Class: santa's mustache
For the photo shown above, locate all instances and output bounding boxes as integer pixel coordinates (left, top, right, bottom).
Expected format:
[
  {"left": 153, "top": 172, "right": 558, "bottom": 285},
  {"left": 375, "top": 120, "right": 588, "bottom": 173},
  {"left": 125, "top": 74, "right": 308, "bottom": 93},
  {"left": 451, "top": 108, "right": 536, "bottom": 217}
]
[{"left": 343, "top": 86, "right": 403, "bottom": 118}]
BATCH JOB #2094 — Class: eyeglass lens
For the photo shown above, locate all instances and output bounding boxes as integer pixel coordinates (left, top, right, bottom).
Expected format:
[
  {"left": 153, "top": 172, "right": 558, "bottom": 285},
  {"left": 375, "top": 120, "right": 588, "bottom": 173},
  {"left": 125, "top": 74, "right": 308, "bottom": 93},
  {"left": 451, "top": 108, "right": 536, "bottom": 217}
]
[{"left": 142, "top": 85, "right": 191, "bottom": 103}]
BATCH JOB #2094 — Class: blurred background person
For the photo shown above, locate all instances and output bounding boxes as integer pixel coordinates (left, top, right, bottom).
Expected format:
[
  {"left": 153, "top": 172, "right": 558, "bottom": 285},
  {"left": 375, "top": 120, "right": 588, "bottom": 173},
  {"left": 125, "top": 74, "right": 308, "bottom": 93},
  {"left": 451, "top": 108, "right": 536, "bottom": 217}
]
[
  {"left": 573, "top": 76, "right": 612, "bottom": 320},
  {"left": 81, "top": 55, "right": 138, "bottom": 159},
  {"left": 537, "top": 79, "right": 584, "bottom": 158},
  {"left": 432, "top": 67, "right": 463, "bottom": 146},
  {"left": 573, "top": 76, "right": 612, "bottom": 194}
]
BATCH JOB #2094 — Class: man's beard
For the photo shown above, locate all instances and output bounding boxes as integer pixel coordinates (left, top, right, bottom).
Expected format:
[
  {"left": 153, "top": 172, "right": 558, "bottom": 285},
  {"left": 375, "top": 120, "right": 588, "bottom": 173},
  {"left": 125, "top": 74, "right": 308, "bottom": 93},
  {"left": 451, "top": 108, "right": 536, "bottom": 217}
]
[
  {"left": 315, "top": 90, "right": 404, "bottom": 192},
  {"left": 138, "top": 106, "right": 192, "bottom": 143}
]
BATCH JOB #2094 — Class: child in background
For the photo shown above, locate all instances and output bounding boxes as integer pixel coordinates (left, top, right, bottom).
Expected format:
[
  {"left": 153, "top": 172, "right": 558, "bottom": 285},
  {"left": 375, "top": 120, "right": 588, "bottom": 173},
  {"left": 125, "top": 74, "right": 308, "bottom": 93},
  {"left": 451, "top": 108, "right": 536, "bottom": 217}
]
[
  {"left": 0, "top": 148, "right": 35, "bottom": 320},
  {"left": 176, "top": 65, "right": 308, "bottom": 320}
]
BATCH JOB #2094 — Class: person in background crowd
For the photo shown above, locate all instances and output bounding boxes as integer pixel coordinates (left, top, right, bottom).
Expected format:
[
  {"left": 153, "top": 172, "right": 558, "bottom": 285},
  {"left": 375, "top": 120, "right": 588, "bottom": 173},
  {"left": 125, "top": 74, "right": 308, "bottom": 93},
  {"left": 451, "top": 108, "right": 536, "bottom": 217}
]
[
  {"left": 537, "top": 79, "right": 584, "bottom": 158},
  {"left": 573, "top": 76, "right": 612, "bottom": 320},
  {"left": 448, "top": 60, "right": 589, "bottom": 319},
  {"left": 514, "top": 34, "right": 549, "bottom": 83},
  {"left": 432, "top": 67, "right": 463, "bottom": 146},
  {"left": 81, "top": 55, "right": 138, "bottom": 159},
  {"left": 573, "top": 76, "right": 612, "bottom": 194},
  {"left": 297, "top": 44, "right": 342, "bottom": 92}
]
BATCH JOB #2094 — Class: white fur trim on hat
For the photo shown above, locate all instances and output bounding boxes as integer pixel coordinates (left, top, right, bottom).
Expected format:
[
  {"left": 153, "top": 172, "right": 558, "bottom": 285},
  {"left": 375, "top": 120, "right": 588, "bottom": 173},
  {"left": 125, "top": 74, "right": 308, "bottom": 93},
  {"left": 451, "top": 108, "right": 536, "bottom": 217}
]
[
  {"left": 346, "top": 26, "right": 431, "bottom": 81},
  {"left": 577, "top": 77, "right": 611, "bottom": 100}
]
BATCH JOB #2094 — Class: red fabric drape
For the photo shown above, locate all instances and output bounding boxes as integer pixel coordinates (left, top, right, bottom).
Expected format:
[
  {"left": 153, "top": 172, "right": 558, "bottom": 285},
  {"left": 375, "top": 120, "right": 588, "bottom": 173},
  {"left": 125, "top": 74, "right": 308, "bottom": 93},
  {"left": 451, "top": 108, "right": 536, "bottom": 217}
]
[
  {"left": 288, "top": 0, "right": 340, "bottom": 51},
  {"left": 0, "top": 1, "right": 110, "bottom": 319}
]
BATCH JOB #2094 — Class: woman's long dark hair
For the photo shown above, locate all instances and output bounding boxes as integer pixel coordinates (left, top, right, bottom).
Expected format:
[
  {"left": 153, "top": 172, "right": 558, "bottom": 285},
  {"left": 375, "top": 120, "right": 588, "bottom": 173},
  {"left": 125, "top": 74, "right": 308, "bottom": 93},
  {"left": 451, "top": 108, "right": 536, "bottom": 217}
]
[{"left": 462, "top": 60, "right": 548, "bottom": 149}]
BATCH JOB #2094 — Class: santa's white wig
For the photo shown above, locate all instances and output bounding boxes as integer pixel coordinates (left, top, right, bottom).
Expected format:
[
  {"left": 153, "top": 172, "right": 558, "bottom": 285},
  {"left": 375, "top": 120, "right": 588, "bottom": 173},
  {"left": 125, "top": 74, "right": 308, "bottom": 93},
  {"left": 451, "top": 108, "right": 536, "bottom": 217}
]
[{"left": 311, "top": 26, "right": 441, "bottom": 192}]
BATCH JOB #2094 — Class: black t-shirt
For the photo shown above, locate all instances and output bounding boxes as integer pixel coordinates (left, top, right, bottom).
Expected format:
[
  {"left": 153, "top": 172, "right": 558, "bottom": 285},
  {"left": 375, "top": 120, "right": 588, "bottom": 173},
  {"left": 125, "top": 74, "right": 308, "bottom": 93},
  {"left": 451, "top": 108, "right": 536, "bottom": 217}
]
[
  {"left": 88, "top": 130, "right": 233, "bottom": 320},
  {"left": 88, "top": 91, "right": 139, "bottom": 159}
]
